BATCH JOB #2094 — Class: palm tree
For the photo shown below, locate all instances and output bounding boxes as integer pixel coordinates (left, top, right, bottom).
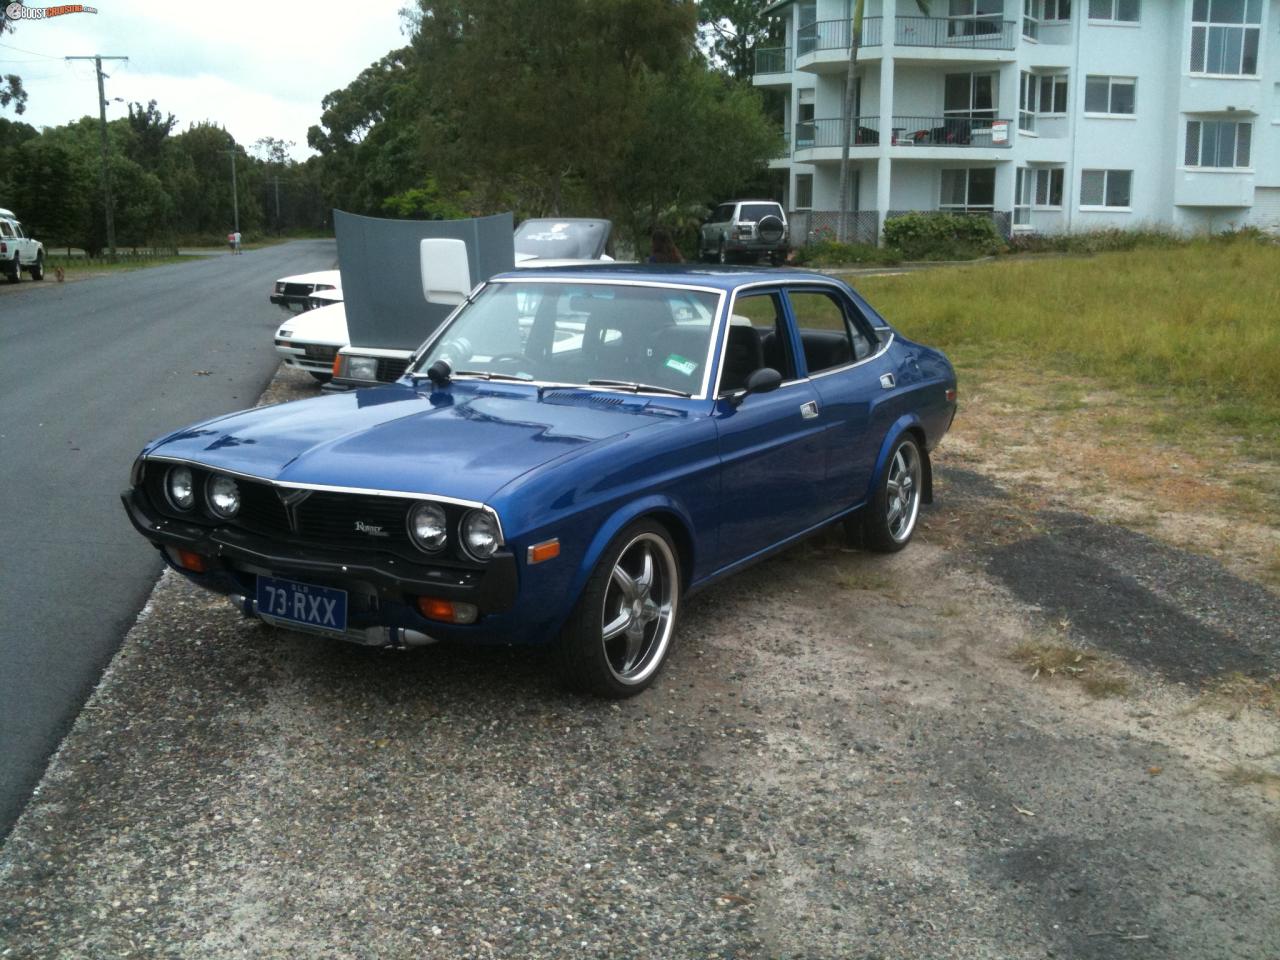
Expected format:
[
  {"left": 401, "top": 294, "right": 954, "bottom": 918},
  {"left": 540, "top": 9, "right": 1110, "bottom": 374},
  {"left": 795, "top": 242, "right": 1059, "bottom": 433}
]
[{"left": 836, "top": 0, "right": 931, "bottom": 242}]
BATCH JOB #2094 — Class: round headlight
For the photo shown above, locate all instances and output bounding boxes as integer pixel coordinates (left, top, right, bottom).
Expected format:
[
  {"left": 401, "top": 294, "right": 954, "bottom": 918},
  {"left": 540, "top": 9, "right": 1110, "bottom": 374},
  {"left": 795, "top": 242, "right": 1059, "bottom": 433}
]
[
  {"left": 207, "top": 474, "right": 241, "bottom": 518},
  {"left": 407, "top": 502, "right": 448, "bottom": 552},
  {"left": 461, "top": 510, "right": 501, "bottom": 561},
  {"left": 166, "top": 466, "right": 195, "bottom": 510}
]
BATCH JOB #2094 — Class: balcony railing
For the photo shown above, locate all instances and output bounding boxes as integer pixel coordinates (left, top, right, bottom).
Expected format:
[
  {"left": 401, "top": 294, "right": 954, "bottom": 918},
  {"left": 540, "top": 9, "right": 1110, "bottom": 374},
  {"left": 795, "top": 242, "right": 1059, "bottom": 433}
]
[
  {"left": 895, "top": 16, "right": 1017, "bottom": 49},
  {"left": 794, "top": 117, "right": 882, "bottom": 150},
  {"left": 889, "top": 115, "right": 1013, "bottom": 148},
  {"left": 796, "top": 17, "right": 882, "bottom": 55},
  {"left": 754, "top": 46, "right": 792, "bottom": 75}
]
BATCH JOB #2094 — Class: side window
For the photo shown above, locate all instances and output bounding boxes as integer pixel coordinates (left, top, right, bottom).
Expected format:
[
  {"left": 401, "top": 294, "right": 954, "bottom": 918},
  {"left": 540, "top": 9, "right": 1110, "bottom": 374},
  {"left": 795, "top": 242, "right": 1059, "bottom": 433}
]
[
  {"left": 788, "top": 289, "right": 878, "bottom": 374},
  {"left": 0, "top": 221, "right": 12, "bottom": 239},
  {"left": 719, "top": 291, "right": 795, "bottom": 395},
  {"left": 711, "top": 204, "right": 735, "bottom": 225},
  {"left": 13, "top": 222, "right": 25, "bottom": 238}
]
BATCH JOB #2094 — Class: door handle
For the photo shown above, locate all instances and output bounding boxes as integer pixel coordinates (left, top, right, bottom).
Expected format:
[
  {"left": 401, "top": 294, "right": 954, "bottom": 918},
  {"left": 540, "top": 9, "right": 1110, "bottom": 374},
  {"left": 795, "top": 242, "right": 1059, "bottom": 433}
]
[
  {"left": 880, "top": 373, "right": 896, "bottom": 390},
  {"left": 800, "top": 400, "right": 819, "bottom": 419}
]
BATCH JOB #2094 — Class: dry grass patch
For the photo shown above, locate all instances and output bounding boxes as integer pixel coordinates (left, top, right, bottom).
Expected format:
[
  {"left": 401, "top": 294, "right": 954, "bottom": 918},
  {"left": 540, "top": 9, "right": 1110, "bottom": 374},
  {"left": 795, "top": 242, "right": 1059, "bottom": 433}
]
[
  {"left": 1222, "top": 765, "right": 1280, "bottom": 799},
  {"left": 1194, "top": 672, "right": 1280, "bottom": 720},
  {"left": 1010, "top": 640, "right": 1131, "bottom": 698}
]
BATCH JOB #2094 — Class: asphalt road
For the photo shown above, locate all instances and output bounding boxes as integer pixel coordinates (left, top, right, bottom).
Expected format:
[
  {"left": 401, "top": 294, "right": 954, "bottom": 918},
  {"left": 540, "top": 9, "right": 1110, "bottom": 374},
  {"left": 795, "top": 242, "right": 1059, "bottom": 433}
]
[{"left": 0, "top": 241, "right": 336, "bottom": 836}]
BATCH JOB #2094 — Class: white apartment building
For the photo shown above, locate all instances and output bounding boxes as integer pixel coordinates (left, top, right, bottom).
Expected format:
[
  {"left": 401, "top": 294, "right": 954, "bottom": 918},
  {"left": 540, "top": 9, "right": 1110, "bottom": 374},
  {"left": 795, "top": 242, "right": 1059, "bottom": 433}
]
[{"left": 754, "top": 0, "right": 1280, "bottom": 241}]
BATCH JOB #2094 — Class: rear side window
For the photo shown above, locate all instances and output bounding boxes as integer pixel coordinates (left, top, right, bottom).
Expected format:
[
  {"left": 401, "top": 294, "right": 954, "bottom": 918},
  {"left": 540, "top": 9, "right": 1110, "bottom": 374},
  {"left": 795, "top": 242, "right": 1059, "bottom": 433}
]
[
  {"left": 12, "top": 222, "right": 24, "bottom": 238},
  {"left": 0, "top": 221, "right": 12, "bottom": 238},
  {"left": 739, "top": 203, "right": 783, "bottom": 222},
  {"left": 710, "top": 204, "right": 735, "bottom": 224},
  {"left": 788, "top": 289, "right": 878, "bottom": 374}
]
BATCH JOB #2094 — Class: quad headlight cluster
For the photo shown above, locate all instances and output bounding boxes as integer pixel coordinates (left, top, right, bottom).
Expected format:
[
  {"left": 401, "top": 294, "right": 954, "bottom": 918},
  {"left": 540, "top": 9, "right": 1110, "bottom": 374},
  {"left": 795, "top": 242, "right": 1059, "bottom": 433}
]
[
  {"left": 405, "top": 501, "right": 502, "bottom": 561},
  {"left": 164, "top": 465, "right": 241, "bottom": 520}
]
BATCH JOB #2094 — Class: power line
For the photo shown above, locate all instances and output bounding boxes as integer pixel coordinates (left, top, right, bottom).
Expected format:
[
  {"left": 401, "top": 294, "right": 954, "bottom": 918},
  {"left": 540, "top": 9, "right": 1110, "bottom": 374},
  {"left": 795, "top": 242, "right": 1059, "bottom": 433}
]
[{"left": 0, "top": 40, "right": 62, "bottom": 60}]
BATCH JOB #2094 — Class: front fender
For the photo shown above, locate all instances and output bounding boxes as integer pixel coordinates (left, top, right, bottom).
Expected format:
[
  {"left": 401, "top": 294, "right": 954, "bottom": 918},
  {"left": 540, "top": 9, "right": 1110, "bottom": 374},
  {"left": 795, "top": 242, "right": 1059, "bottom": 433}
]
[
  {"left": 569, "top": 494, "right": 698, "bottom": 608},
  {"left": 868, "top": 414, "right": 933, "bottom": 505}
]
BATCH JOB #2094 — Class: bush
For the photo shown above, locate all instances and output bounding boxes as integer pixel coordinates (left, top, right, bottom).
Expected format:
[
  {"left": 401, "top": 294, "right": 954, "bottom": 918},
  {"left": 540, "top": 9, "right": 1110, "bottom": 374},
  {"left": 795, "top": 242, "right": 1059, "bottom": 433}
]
[
  {"left": 791, "top": 240, "right": 902, "bottom": 267},
  {"left": 882, "top": 211, "right": 1003, "bottom": 261},
  {"left": 1005, "top": 225, "right": 1277, "bottom": 256}
]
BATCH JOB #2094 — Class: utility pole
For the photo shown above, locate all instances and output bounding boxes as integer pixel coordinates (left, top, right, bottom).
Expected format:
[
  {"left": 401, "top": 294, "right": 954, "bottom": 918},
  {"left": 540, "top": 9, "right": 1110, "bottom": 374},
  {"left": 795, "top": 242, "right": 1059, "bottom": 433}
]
[
  {"left": 224, "top": 148, "right": 240, "bottom": 236},
  {"left": 267, "top": 176, "right": 283, "bottom": 231},
  {"left": 66, "top": 54, "right": 128, "bottom": 259}
]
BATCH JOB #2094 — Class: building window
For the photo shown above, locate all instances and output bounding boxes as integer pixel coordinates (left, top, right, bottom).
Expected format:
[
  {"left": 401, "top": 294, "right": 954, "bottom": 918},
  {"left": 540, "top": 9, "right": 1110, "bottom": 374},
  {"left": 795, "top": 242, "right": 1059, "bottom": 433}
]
[
  {"left": 1023, "top": 0, "right": 1041, "bottom": 39},
  {"left": 1015, "top": 168, "right": 1033, "bottom": 225},
  {"left": 949, "top": 0, "right": 1004, "bottom": 38},
  {"left": 1020, "top": 71, "right": 1069, "bottom": 130},
  {"left": 1088, "top": 0, "right": 1138, "bottom": 21},
  {"left": 1190, "top": 0, "right": 1261, "bottom": 76},
  {"left": 1080, "top": 169, "right": 1132, "bottom": 208},
  {"left": 945, "top": 72, "right": 998, "bottom": 121},
  {"left": 795, "top": 174, "right": 814, "bottom": 209},
  {"left": 1185, "top": 120, "right": 1252, "bottom": 168},
  {"left": 1084, "top": 76, "right": 1136, "bottom": 115},
  {"left": 940, "top": 168, "right": 996, "bottom": 211},
  {"left": 1035, "top": 168, "right": 1065, "bottom": 207},
  {"left": 1042, "top": 0, "right": 1071, "bottom": 20}
]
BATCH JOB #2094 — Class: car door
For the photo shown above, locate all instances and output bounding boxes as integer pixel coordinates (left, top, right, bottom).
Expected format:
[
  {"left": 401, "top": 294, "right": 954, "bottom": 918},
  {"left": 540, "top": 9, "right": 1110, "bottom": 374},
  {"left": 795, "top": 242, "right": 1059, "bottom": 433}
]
[
  {"left": 713, "top": 288, "right": 828, "bottom": 569},
  {"left": 786, "top": 284, "right": 890, "bottom": 515}
]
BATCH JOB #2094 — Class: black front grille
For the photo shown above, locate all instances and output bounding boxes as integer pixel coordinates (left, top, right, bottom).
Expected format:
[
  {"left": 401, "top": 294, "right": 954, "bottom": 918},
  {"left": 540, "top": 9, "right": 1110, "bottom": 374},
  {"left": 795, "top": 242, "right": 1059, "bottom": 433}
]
[
  {"left": 282, "top": 282, "right": 313, "bottom": 297},
  {"left": 235, "top": 481, "right": 290, "bottom": 536},
  {"left": 296, "top": 492, "right": 414, "bottom": 551},
  {"left": 376, "top": 358, "right": 411, "bottom": 382},
  {"left": 304, "top": 344, "right": 338, "bottom": 362}
]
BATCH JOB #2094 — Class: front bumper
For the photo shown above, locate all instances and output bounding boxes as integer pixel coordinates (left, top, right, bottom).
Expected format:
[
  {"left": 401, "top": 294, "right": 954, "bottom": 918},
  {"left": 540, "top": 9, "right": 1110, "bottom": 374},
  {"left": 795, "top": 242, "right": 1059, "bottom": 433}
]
[
  {"left": 122, "top": 487, "right": 519, "bottom": 641},
  {"left": 269, "top": 294, "right": 311, "bottom": 311}
]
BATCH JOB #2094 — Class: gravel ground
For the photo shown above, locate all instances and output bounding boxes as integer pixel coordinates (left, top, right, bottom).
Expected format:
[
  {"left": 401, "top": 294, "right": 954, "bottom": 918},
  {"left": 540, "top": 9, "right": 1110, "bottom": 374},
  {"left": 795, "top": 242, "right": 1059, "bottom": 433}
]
[{"left": 2, "top": 367, "right": 1277, "bottom": 959}]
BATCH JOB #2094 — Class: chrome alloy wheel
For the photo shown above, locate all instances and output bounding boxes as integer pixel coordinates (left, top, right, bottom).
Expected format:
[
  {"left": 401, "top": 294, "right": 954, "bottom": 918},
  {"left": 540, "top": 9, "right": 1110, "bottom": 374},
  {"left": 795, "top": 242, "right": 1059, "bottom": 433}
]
[
  {"left": 885, "top": 442, "right": 922, "bottom": 543},
  {"left": 600, "top": 532, "right": 678, "bottom": 686}
]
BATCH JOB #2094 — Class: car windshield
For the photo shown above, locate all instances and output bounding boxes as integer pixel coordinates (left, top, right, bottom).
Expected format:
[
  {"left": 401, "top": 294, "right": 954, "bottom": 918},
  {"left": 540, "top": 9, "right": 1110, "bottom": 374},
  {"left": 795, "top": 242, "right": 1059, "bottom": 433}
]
[
  {"left": 514, "top": 220, "right": 611, "bottom": 260},
  {"left": 416, "top": 281, "right": 720, "bottom": 395}
]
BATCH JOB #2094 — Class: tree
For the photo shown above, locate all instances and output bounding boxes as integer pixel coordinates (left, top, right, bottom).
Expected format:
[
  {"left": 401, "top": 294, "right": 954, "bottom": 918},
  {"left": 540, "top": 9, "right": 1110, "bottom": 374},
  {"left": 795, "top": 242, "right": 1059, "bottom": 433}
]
[
  {"left": 697, "top": 0, "right": 784, "bottom": 79},
  {"left": 126, "top": 100, "right": 177, "bottom": 169},
  {"left": 837, "top": 0, "right": 930, "bottom": 241},
  {"left": 1, "top": 11, "right": 27, "bottom": 114}
]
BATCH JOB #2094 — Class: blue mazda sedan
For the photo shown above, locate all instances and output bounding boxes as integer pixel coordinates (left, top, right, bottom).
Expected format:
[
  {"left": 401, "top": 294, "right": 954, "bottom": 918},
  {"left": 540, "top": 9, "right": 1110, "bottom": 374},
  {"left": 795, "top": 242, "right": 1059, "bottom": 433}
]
[{"left": 123, "top": 265, "right": 956, "bottom": 697}]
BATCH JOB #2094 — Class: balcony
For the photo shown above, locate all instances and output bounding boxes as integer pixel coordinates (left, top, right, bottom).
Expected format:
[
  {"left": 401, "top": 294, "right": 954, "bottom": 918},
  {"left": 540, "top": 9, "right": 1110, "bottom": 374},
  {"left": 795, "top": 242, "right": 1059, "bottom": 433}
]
[
  {"left": 797, "top": 17, "right": 883, "bottom": 55},
  {"left": 793, "top": 117, "right": 882, "bottom": 156},
  {"left": 889, "top": 116, "right": 1012, "bottom": 148},
  {"left": 754, "top": 46, "right": 792, "bottom": 76},
  {"left": 895, "top": 16, "right": 1017, "bottom": 50}
]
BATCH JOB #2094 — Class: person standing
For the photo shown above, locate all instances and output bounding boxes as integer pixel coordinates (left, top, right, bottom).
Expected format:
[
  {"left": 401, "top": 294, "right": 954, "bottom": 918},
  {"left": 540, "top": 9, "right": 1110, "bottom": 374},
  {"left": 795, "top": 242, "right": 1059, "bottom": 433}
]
[{"left": 232, "top": 231, "right": 242, "bottom": 255}]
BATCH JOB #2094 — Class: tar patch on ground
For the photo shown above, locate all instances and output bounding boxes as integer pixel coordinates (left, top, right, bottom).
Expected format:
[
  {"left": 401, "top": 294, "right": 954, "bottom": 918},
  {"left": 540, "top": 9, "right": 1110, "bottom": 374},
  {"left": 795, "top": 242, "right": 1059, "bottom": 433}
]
[{"left": 985, "top": 510, "right": 1279, "bottom": 685}]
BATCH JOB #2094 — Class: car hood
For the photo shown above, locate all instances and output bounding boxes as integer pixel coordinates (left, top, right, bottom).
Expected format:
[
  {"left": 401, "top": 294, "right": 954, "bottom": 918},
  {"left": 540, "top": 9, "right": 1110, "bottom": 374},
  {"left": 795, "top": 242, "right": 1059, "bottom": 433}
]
[
  {"left": 145, "top": 382, "right": 683, "bottom": 504},
  {"left": 276, "top": 302, "right": 349, "bottom": 345}
]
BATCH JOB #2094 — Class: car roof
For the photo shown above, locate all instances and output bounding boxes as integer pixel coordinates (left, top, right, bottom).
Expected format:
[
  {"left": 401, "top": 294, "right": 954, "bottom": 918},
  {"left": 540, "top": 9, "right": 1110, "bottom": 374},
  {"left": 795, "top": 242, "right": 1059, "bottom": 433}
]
[{"left": 489, "top": 263, "right": 833, "bottom": 292}]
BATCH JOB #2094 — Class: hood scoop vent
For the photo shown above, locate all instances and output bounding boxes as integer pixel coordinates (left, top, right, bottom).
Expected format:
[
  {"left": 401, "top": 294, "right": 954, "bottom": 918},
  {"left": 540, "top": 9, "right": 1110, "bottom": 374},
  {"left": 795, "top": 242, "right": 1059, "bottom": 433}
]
[{"left": 541, "top": 389, "right": 644, "bottom": 411}]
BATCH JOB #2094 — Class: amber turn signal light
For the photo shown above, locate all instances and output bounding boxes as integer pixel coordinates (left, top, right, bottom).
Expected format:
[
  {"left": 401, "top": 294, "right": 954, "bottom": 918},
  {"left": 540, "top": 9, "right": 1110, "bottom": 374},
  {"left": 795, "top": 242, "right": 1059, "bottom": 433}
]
[
  {"left": 332, "top": 353, "right": 343, "bottom": 377},
  {"left": 527, "top": 538, "right": 560, "bottom": 565},
  {"left": 166, "top": 547, "right": 208, "bottom": 573},
  {"left": 416, "top": 596, "right": 478, "bottom": 624}
]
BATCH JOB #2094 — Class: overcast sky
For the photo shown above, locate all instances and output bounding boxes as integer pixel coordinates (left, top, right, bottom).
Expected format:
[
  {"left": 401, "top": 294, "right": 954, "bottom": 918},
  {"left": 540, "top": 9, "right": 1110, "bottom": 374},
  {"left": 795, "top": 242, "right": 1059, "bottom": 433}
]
[{"left": 1, "top": 0, "right": 410, "bottom": 159}]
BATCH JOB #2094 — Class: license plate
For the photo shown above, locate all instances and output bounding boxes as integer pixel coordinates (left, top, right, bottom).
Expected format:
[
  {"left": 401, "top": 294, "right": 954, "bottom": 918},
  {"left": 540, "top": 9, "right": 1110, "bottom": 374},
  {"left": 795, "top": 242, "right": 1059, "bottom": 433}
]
[{"left": 256, "top": 576, "right": 347, "bottom": 633}]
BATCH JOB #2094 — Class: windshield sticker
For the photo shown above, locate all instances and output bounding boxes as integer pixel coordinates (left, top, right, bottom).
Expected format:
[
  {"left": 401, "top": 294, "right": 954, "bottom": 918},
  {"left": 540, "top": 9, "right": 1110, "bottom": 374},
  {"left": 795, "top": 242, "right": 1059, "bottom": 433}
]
[{"left": 664, "top": 355, "right": 698, "bottom": 377}]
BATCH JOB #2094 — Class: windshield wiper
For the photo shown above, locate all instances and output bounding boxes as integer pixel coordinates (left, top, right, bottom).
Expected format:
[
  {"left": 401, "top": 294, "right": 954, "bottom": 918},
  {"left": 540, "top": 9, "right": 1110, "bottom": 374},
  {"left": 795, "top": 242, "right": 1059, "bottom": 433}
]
[
  {"left": 451, "top": 369, "right": 534, "bottom": 382},
  {"left": 586, "top": 379, "right": 691, "bottom": 397}
]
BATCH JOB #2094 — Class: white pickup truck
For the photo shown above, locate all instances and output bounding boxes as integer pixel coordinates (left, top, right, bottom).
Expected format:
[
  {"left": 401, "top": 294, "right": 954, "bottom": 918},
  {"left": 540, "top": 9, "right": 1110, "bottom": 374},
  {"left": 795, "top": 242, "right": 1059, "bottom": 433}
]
[{"left": 0, "top": 208, "right": 45, "bottom": 282}]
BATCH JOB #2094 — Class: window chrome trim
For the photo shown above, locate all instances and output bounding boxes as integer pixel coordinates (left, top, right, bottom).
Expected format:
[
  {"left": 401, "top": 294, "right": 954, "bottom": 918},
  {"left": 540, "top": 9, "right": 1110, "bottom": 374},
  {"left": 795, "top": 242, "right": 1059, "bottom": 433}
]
[
  {"left": 712, "top": 279, "right": 895, "bottom": 397},
  {"left": 142, "top": 455, "right": 504, "bottom": 543},
  {"left": 412, "top": 276, "right": 729, "bottom": 402}
]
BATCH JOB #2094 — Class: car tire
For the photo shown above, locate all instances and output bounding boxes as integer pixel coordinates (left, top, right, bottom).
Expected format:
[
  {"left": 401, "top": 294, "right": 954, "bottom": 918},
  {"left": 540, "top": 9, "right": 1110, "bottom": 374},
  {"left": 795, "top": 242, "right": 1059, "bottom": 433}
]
[
  {"left": 717, "top": 239, "right": 729, "bottom": 265},
  {"left": 853, "top": 434, "right": 924, "bottom": 553},
  {"left": 309, "top": 371, "right": 333, "bottom": 384},
  {"left": 7, "top": 254, "right": 20, "bottom": 284},
  {"left": 30, "top": 253, "right": 44, "bottom": 281},
  {"left": 554, "top": 519, "right": 681, "bottom": 698}
]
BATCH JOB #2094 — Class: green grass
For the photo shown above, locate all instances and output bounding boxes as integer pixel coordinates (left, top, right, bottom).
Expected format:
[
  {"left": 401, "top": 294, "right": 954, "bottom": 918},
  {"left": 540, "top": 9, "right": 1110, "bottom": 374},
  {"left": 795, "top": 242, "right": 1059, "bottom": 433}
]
[
  {"left": 47, "top": 255, "right": 193, "bottom": 275},
  {"left": 852, "top": 236, "right": 1280, "bottom": 447}
]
